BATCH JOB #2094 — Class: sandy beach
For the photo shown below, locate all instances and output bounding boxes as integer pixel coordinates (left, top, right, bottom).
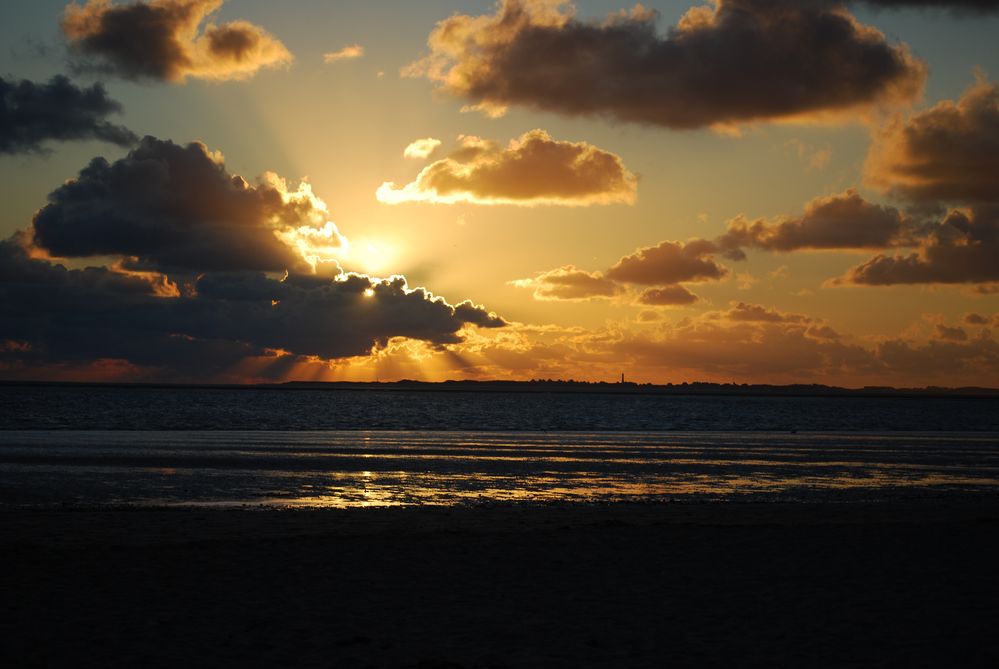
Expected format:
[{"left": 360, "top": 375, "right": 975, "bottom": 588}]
[{"left": 2, "top": 500, "right": 998, "bottom": 668}]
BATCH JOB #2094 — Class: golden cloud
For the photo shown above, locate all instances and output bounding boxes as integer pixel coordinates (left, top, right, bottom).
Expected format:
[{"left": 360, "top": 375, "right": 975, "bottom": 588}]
[
  {"left": 323, "top": 44, "right": 364, "bottom": 64},
  {"left": 378, "top": 130, "right": 637, "bottom": 206},
  {"left": 63, "top": 0, "right": 292, "bottom": 83}
]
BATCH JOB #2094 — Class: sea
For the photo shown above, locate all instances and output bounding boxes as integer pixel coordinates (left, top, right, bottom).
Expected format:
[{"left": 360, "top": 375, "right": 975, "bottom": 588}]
[{"left": 2, "top": 385, "right": 998, "bottom": 508}]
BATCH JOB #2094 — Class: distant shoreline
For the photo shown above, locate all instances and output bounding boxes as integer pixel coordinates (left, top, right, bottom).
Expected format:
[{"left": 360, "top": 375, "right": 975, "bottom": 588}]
[{"left": 2, "top": 378, "right": 999, "bottom": 399}]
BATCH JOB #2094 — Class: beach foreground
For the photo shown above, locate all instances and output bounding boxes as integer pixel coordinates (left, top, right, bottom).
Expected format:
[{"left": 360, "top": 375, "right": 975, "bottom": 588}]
[{"left": 3, "top": 501, "right": 999, "bottom": 668}]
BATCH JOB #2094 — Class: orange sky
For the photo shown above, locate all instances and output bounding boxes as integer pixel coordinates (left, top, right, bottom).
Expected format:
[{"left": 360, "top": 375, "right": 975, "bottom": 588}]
[{"left": 1, "top": 0, "right": 998, "bottom": 386}]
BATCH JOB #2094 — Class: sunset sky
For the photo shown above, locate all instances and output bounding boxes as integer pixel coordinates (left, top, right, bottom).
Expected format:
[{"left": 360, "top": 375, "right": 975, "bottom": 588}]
[{"left": 2, "top": 0, "right": 998, "bottom": 385}]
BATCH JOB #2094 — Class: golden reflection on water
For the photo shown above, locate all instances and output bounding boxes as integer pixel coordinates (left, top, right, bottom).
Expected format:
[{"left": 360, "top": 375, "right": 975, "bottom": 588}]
[
  {"left": 235, "top": 469, "right": 999, "bottom": 509},
  {"left": 5, "top": 430, "right": 996, "bottom": 509}
]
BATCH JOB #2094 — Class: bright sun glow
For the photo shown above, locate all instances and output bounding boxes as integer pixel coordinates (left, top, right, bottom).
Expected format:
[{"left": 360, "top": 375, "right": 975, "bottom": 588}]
[
  {"left": 349, "top": 239, "right": 398, "bottom": 276},
  {"left": 363, "top": 288, "right": 376, "bottom": 298}
]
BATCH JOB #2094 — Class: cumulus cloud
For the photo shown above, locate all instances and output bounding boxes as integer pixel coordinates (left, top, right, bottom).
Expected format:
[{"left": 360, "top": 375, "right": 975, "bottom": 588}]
[
  {"left": 403, "top": 137, "right": 442, "bottom": 160},
  {"left": 30, "top": 136, "right": 346, "bottom": 274},
  {"left": 607, "top": 239, "right": 728, "bottom": 285},
  {"left": 637, "top": 286, "right": 699, "bottom": 306},
  {"left": 62, "top": 0, "right": 293, "bottom": 83},
  {"left": 323, "top": 44, "right": 364, "bottom": 64},
  {"left": 377, "top": 130, "right": 637, "bottom": 206},
  {"left": 838, "top": 206, "right": 999, "bottom": 285},
  {"left": 865, "top": 77, "right": 999, "bottom": 204},
  {"left": 517, "top": 238, "right": 726, "bottom": 305},
  {"left": 511, "top": 266, "right": 621, "bottom": 301},
  {"left": 405, "top": 0, "right": 925, "bottom": 129},
  {"left": 716, "top": 189, "right": 914, "bottom": 255},
  {"left": 0, "top": 237, "right": 505, "bottom": 380},
  {"left": 1, "top": 75, "right": 137, "bottom": 154}
]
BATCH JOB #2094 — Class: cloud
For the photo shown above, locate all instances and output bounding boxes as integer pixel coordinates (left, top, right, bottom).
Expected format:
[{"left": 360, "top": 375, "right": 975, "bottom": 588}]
[
  {"left": 511, "top": 266, "right": 621, "bottom": 301},
  {"left": 935, "top": 324, "right": 968, "bottom": 342},
  {"left": 637, "top": 285, "right": 699, "bottom": 306},
  {"left": 607, "top": 239, "right": 728, "bottom": 285},
  {"left": 865, "top": 77, "right": 999, "bottom": 204},
  {"left": 716, "top": 189, "right": 914, "bottom": 255},
  {"left": 377, "top": 130, "right": 637, "bottom": 206},
  {"left": 1, "top": 75, "right": 137, "bottom": 154},
  {"left": 62, "top": 0, "right": 293, "bottom": 83},
  {"left": 516, "top": 237, "right": 727, "bottom": 304},
  {"left": 405, "top": 0, "right": 925, "bottom": 129},
  {"left": 323, "top": 44, "right": 364, "bottom": 63},
  {"left": 722, "top": 302, "right": 809, "bottom": 324},
  {"left": 0, "top": 237, "right": 505, "bottom": 380},
  {"left": 855, "top": 0, "right": 999, "bottom": 12},
  {"left": 30, "top": 136, "right": 346, "bottom": 274},
  {"left": 875, "top": 335, "right": 999, "bottom": 377},
  {"left": 838, "top": 205, "right": 999, "bottom": 285},
  {"left": 964, "top": 313, "right": 996, "bottom": 326},
  {"left": 516, "top": 239, "right": 728, "bottom": 303},
  {"left": 403, "top": 137, "right": 442, "bottom": 160}
]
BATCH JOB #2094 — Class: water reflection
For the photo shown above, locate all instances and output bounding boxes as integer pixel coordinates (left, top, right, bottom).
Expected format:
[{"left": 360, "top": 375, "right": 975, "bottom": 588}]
[{"left": 0, "top": 430, "right": 998, "bottom": 508}]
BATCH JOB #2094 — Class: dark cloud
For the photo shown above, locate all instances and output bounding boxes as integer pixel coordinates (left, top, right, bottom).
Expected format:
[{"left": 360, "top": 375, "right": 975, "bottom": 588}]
[
  {"left": 30, "top": 136, "right": 338, "bottom": 274},
  {"left": 964, "top": 313, "right": 994, "bottom": 326},
  {"left": 406, "top": 0, "right": 925, "bottom": 129},
  {"left": 839, "top": 206, "right": 999, "bottom": 285},
  {"left": 637, "top": 285, "right": 699, "bottom": 306},
  {"left": 62, "top": 0, "right": 292, "bottom": 83},
  {"left": 855, "top": 0, "right": 999, "bottom": 12},
  {"left": 935, "top": 324, "right": 969, "bottom": 342},
  {"left": 0, "top": 237, "right": 505, "bottom": 379},
  {"left": 0, "top": 75, "right": 137, "bottom": 155},
  {"left": 607, "top": 239, "right": 728, "bottom": 285},
  {"left": 865, "top": 78, "right": 999, "bottom": 204},
  {"left": 377, "top": 130, "right": 637, "bottom": 206},
  {"left": 716, "top": 189, "right": 913, "bottom": 255}
]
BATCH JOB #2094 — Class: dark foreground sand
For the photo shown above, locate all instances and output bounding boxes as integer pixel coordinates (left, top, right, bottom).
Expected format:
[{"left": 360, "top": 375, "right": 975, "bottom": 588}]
[{"left": 3, "top": 501, "right": 999, "bottom": 668}]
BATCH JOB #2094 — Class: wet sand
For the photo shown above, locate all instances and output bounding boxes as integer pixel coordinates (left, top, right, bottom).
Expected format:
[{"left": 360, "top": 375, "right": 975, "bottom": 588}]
[{"left": 3, "top": 500, "right": 999, "bottom": 668}]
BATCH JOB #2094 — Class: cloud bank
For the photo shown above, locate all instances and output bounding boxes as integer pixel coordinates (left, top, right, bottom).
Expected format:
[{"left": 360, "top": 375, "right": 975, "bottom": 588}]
[
  {"left": 1, "top": 75, "right": 137, "bottom": 154},
  {"left": 0, "top": 238, "right": 504, "bottom": 379},
  {"left": 378, "top": 130, "right": 637, "bottom": 206},
  {"left": 1, "top": 136, "right": 508, "bottom": 381},
  {"left": 62, "top": 0, "right": 293, "bottom": 83},
  {"left": 406, "top": 0, "right": 925, "bottom": 129}
]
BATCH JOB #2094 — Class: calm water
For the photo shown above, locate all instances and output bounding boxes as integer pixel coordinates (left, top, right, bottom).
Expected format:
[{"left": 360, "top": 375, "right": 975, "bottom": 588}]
[
  {"left": 3, "top": 385, "right": 999, "bottom": 431},
  {"left": 1, "top": 430, "right": 998, "bottom": 508},
  {"left": 2, "top": 387, "right": 998, "bottom": 508}
]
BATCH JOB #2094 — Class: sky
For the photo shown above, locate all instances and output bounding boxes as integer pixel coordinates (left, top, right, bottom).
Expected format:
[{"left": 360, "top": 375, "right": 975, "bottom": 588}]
[{"left": 1, "top": 0, "right": 998, "bottom": 386}]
